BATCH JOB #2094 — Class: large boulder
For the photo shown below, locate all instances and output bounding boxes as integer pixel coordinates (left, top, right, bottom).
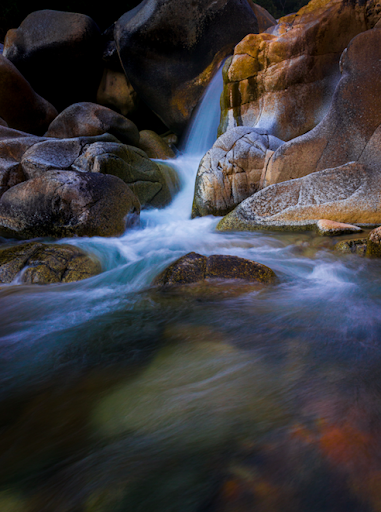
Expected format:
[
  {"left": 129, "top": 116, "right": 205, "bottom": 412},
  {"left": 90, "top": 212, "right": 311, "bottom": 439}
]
[
  {"left": 217, "top": 162, "right": 381, "bottom": 232},
  {"left": 115, "top": 0, "right": 259, "bottom": 135},
  {"left": 0, "top": 242, "right": 101, "bottom": 284},
  {"left": 3, "top": 10, "right": 103, "bottom": 111},
  {"left": 219, "top": 0, "right": 381, "bottom": 141},
  {"left": 261, "top": 27, "right": 381, "bottom": 187},
  {"left": 0, "top": 170, "right": 140, "bottom": 239},
  {"left": 44, "top": 102, "right": 140, "bottom": 147},
  {"left": 192, "top": 127, "right": 283, "bottom": 218},
  {"left": 0, "top": 54, "right": 57, "bottom": 134}
]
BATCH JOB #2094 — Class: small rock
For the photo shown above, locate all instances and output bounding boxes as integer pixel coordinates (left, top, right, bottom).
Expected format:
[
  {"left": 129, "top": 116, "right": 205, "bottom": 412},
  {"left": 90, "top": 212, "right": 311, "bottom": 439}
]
[
  {"left": 334, "top": 239, "right": 368, "bottom": 256},
  {"left": 316, "top": 219, "right": 362, "bottom": 236},
  {"left": 366, "top": 226, "right": 381, "bottom": 257},
  {"left": 0, "top": 242, "right": 101, "bottom": 284}
]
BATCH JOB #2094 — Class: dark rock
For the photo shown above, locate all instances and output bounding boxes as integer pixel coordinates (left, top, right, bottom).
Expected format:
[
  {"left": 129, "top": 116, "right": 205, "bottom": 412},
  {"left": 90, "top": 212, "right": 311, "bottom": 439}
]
[
  {"left": 138, "top": 130, "right": 175, "bottom": 160},
  {"left": 44, "top": 102, "right": 140, "bottom": 147},
  {"left": 0, "top": 54, "right": 57, "bottom": 134},
  {"left": 0, "top": 170, "right": 140, "bottom": 239},
  {"left": 154, "top": 252, "right": 276, "bottom": 287},
  {"left": 334, "top": 238, "right": 368, "bottom": 256},
  {"left": 96, "top": 68, "right": 139, "bottom": 118},
  {"left": 0, "top": 242, "right": 101, "bottom": 284},
  {"left": 115, "top": 0, "right": 258, "bottom": 134},
  {"left": 366, "top": 227, "right": 381, "bottom": 257},
  {"left": 3, "top": 10, "right": 103, "bottom": 111}
]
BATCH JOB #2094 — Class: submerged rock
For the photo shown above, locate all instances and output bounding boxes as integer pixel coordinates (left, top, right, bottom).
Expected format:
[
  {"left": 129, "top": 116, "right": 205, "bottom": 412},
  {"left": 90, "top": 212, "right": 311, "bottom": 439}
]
[
  {"left": 154, "top": 252, "right": 277, "bottom": 287},
  {"left": 192, "top": 127, "right": 283, "bottom": 218},
  {"left": 334, "top": 239, "right": 368, "bottom": 256},
  {"left": 217, "top": 163, "right": 381, "bottom": 232},
  {"left": 0, "top": 242, "right": 101, "bottom": 284}
]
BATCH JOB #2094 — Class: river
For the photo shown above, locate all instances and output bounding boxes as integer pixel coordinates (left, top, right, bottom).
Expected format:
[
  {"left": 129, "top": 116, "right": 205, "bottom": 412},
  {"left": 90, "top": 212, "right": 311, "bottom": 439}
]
[{"left": 0, "top": 66, "right": 381, "bottom": 512}]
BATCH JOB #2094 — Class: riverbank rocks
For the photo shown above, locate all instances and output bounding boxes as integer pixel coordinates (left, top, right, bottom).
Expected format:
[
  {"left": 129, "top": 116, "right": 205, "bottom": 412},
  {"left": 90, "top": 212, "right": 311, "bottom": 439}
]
[
  {"left": 0, "top": 171, "right": 140, "bottom": 239},
  {"left": 44, "top": 103, "right": 140, "bottom": 147},
  {"left": 115, "top": 0, "right": 258, "bottom": 135},
  {"left": 217, "top": 163, "right": 381, "bottom": 232},
  {"left": 366, "top": 227, "right": 381, "bottom": 257},
  {"left": 192, "top": 127, "right": 283, "bottom": 218},
  {"left": 219, "top": 0, "right": 381, "bottom": 141},
  {"left": 0, "top": 242, "right": 101, "bottom": 284},
  {"left": 3, "top": 10, "right": 102, "bottom": 111},
  {"left": 261, "top": 27, "right": 381, "bottom": 187},
  {"left": 154, "top": 252, "right": 277, "bottom": 287},
  {"left": 0, "top": 55, "right": 57, "bottom": 134}
]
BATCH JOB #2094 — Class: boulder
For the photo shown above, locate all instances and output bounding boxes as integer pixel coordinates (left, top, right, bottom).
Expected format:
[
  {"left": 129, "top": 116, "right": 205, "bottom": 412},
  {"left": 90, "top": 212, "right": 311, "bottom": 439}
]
[
  {"left": 3, "top": 10, "right": 103, "bottom": 111},
  {"left": 316, "top": 220, "right": 362, "bottom": 237},
  {"left": 138, "top": 130, "right": 176, "bottom": 160},
  {"left": 44, "top": 102, "right": 140, "bottom": 147},
  {"left": 219, "top": 0, "right": 381, "bottom": 141},
  {"left": 0, "top": 170, "right": 140, "bottom": 239},
  {"left": 192, "top": 127, "right": 283, "bottom": 218},
  {"left": 217, "top": 162, "right": 381, "bottom": 232},
  {"left": 154, "top": 252, "right": 276, "bottom": 287},
  {"left": 0, "top": 242, "right": 101, "bottom": 284},
  {"left": 0, "top": 54, "right": 57, "bottom": 134},
  {"left": 261, "top": 26, "right": 381, "bottom": 187},
  {"left": 115, "top": 0, "right": 258, "bottom": 134},
  {"left": 72, "top": 142, "right": 179, "bottom": 208},
  {"left": 334, "top": 238, "right": 368, "bottom": 256},
  {"left": 366, "top": 227, "right": 381, "bottom": 257},
  {"left": 96, "top": 68, "right": 139, "bottom": 118}
]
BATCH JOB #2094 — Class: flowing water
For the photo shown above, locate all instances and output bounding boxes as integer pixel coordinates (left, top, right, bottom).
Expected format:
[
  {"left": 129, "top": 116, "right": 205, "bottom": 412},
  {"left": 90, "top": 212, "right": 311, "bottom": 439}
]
[{"left": 1, "top": 66, "right": 381, "bottom": 512}]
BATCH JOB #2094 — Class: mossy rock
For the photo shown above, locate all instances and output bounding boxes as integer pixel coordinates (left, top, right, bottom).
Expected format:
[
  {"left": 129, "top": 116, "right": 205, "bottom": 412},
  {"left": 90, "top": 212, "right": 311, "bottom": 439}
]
[
  {"left": 0, "top": 242, "right": 101, "bottom": 284},
  {"left": 334, "top": 238, "right": 368, "bottom": 256},
  {"left": 153, "top": 252, "right": 277, "bottom": 288}
]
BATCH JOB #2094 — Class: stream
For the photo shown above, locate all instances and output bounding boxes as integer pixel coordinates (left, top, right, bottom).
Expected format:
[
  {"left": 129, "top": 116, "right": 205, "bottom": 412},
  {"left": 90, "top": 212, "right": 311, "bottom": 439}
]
[{"left": 1, "top": 66, "right": 381, "bottom": 512}]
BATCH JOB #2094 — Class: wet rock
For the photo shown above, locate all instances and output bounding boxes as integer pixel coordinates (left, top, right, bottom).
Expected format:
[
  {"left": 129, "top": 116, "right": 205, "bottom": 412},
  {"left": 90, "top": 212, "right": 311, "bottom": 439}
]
[
  {"left": 0, "top": 242, "right": 101, "bottom": 284},
  {"left": 138, "top": 130, "right": 176, "bottom": 160},
  {"left": 44, "top": 102, "right": 140, "bottom": 147},
  {"left": 73, "top": 142, "right": 179, "bottom": 208},
  {"left": 217, "top": 163, "right": 381, "bottom": 232},
  {"left": 366, "top": 227, "right": 381, "bottom": 257},
  {"left": 0, "top": 54, "right": 57, "bottom": 134},
  {"left": 0, "top": 170, "right": 140, "bottom": 239},
  {"left": 96, "top": 68, "right": 138, "bottom": 118},
  {"left": 154, "top": 252, "right": 276, "bottom": 287},
  {"left": 3, "top": 10, "right": 102, "bottom": 111},
  {"left": 261, "top": 27, "right": 381, "bottom": 187},
  {"left": 316, "top": 220, "right": 362, "bottom": 237},
  {"left": 192, "top": 127, "right": 283, "bottom": 218},
  {"left": 334, "top": 239, "right": 368, "bottom": 256},
  {"left": 115, "top": 0, "right": 258, "bottom": 134}
]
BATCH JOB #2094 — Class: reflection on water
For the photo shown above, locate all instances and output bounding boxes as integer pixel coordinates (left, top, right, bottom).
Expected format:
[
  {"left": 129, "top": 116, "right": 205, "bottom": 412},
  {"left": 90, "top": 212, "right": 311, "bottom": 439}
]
[{"left": 1, "top": 65, "right": 381, "bottom": 511}]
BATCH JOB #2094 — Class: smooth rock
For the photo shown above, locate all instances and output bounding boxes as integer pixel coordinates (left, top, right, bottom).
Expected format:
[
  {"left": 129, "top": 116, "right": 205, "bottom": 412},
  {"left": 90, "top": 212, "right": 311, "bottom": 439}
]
[
  {"left": 0, "top": 54, "right": 57, "bottom": 134},
  {"left": 154, "top": 252, "right": 276, "bottom": 287},
  {"left": 44, "top": 102, "right": 140, "bottom": 147},
  {"left": 0, "top": 170, "right": 140, "bottom": 239},
  {"left": 3, "top": 10, "right": 102, "bottom": 111},
  {"left": 96, "top": 67, "right": 138, "bottom": 118},
  {"left": 138, "top": 130, "right": 175, "bottom": 160},
  {"left": 316, "top": 220, "right": 362, "bottom": 237},
  {"left": 217, "top": 162, "right": 381, "bottom": 232},
  {"left": 366, "top": 227, "right": 381, "bottom": 257},
  {"left": 0, "top": 242, "right": 101, "bottom": 284},
  {"left": 262, "top": 27, "right": 381, "bottom": 187},
  {"left": 192, "top": 127, "right": 283, "bottom": 218},
  {"left": 219, "top": 0, "right": 381, "bottom": 141},
  {"left": 115, "top": 0, "right": 258, "bottom": 134}
]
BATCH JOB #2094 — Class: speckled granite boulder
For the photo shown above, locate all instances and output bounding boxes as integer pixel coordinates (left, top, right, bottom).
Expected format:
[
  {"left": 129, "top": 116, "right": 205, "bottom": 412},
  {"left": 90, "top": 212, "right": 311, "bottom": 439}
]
[{"left": 0, "top": 242, "right": 101, "bottom": 284}]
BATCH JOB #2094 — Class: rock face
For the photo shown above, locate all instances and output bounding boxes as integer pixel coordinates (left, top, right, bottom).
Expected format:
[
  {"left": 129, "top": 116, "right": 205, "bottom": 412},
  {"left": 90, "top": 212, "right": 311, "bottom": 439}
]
[
  {"left": 3, "top": 10, "right": 102, "bottom": 111},
  {"left": 217, "top": 163, "right": 381, "bottom": 232},
  {"left": 0, "top": 54, "right": 57, "bottom": 134},
  {"left": 219, "top": 0, "right": 381, "bottom": 142},
  {"left": 0, "top": 171, "right": 140, "bottom": 239},
  {"left": 44, "top": 102, "right": 140, "bottom": 147},
  {"left": 0, "top": 242, "right": 101, "bottom": 284},
  {"left": 115, "top": 0, "right": 259, "bottom": 135},
  {"left": 192, "top": 127, "right": 283, "bottom": 218},
  {"left": 261, "top": 27, "right": 381, "bottom": 187},
  {"left": 154, "top": 252, "right": 277, "bottom": 287}
]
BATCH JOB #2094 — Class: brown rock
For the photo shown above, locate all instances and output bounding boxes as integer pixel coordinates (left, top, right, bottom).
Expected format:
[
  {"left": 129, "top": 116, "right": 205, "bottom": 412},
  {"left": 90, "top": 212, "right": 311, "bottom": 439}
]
[
  {"left": 316, "top": 220, "right": 362, "bottom": 236},
  {"left": 44, "top": 102, "right": 140, "bottom": 147},
  {"left": 261, "top": 27, "right": 381, "bottom": 187},
  {"left": 96, "top": 68, "right": 138, "bottom": 118},
  {"left": 366, "top": 226, "right": 381, "bottom": 257},
  {"left": 0, "top": 54, "right": 57, "bottom": 134},
  {"left": 219, "top": 0, "right": 381, "bottom": 141},
  {"left": 154, "top": 252, "right": 276, "bottom": 287},
  {"left": 217, "top": 162, "right": 381, "bottom": 232},
  {"left": 0, "top": 170, "right": 140, "bottom": 239},
  {"left": 138, "top": 130, "right": 175, "bottom": 160},
  {"left": 0, "top": 242, "right": 101, "bottom": 284}
]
